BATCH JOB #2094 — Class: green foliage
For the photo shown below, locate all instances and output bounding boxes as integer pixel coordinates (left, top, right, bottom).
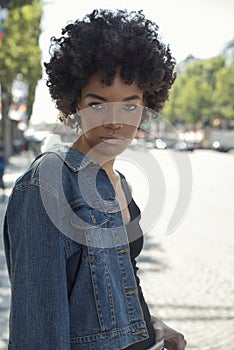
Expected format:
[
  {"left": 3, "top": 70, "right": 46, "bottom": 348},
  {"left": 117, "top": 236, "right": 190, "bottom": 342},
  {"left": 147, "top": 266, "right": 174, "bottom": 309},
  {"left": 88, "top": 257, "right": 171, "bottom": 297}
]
[
  {"left": 186, "top": 56, "right": 225, "bottom": 89},
  {"left": 163, "top": 56, "right": 234, "bottom": 125},
  {"left": 0, "top": 0, "right": 42, "bottom": 117},
  {"left": 9, "top": 0, "right": 35, "bottom": 7},
  {"left": 214, "top": 61, "right": 234, "bottom": 119}
]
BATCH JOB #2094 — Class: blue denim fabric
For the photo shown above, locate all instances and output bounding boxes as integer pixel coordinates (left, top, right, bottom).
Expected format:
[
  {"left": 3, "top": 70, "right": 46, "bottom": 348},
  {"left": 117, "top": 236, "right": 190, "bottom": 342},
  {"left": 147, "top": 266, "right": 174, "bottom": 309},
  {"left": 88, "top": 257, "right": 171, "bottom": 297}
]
[{"left": 4, "top": 145, "right": 149, "bottom": 350}]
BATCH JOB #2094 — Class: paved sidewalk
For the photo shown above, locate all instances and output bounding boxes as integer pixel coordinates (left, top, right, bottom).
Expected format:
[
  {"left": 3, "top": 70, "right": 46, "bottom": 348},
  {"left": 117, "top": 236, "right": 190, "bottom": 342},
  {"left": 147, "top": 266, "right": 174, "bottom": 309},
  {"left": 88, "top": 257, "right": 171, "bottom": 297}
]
[
  {"left": 0, "top": 150, "right": 234, "bottom": 350},
  {"left": 137, "top": 150, "right": 234, "bottom": 350}
]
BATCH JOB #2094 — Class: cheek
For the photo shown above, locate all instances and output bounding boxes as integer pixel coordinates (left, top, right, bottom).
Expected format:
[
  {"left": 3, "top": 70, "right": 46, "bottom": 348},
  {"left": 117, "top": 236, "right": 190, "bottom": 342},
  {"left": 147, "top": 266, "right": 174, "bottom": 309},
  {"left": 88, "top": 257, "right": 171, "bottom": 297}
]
[
  {"left": 80, "top": 113, "right": 105, "bottom": 132},
  {"left": 82, "top": 126, "right": 102, "bottom": 139}
]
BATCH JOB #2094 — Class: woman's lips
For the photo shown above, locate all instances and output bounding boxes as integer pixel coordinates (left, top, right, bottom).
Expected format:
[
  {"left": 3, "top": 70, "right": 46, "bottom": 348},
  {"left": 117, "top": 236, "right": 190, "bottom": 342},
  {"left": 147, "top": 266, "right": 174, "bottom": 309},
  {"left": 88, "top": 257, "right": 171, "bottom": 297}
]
[{"left": 100, "top": 135, "right": 125, "bottom": 144}]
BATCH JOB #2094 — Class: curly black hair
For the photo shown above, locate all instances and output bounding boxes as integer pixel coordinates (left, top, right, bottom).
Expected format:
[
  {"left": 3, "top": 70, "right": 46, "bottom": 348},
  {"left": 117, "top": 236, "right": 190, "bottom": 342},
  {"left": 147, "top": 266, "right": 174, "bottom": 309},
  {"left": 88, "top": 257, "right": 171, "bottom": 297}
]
[{"left": 44, "top": 9, "right": 176, "bottom": 122}]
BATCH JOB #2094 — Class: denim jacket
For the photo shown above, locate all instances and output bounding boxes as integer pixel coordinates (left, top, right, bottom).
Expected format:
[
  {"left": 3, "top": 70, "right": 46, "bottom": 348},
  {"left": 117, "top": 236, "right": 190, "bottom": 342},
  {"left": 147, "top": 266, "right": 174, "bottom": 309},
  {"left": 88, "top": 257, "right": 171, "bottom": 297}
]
[{"left": 4, "top": 145, "right": 149, "bottom": 350}]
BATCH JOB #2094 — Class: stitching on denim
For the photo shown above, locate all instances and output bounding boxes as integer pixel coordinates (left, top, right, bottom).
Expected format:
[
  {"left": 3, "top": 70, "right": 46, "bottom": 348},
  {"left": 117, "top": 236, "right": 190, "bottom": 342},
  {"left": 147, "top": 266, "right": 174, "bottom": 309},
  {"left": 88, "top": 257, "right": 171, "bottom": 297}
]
[
  {"left": 70, "top": 321, "right": 147, "bottom": 343},
  {"left": 13, "top": 179, "right": 59, "bottom": 198},
  {"left": 63, "top": 235, "right": 71, "bottom": 259}
]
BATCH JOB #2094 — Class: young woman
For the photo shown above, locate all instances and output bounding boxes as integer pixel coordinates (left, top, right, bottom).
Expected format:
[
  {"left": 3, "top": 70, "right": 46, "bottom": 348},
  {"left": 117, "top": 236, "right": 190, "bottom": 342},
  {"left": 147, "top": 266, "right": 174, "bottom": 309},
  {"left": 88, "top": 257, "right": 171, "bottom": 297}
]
[{"left": 4, "top": 9, "right": 187, "bottom": 350}]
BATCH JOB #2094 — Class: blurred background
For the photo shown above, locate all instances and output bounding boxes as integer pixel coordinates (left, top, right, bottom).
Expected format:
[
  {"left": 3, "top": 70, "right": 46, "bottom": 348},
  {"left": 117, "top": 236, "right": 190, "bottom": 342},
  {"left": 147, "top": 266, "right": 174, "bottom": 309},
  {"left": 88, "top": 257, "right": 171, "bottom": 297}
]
[
  {"left": 0, "top": 0, "right": 234, "bottom": 349},
  {"left": 1, "top": 0, "right": 234, "bottom": 157}
]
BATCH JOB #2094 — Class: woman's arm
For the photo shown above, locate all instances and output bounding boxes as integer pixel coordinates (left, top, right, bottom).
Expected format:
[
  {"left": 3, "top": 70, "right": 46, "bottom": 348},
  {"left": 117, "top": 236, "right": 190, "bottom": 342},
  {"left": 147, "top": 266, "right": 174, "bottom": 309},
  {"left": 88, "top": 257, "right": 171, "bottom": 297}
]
[{"left": 4, "top": 185, "right": 72, "bottom": 350}]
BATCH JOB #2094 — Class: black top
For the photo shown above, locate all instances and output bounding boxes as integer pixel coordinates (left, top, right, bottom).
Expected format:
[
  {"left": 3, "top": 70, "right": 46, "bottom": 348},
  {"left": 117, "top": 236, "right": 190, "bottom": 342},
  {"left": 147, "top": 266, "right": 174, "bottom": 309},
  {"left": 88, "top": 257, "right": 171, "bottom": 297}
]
[{"left": 120, "top": 175, "right": 155, "bottom": 350}]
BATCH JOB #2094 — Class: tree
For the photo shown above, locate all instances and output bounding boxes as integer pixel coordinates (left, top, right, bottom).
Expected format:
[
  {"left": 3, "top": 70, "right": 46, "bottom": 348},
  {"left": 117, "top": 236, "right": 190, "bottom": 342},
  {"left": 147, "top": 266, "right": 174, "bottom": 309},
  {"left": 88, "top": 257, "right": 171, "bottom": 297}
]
[
  {"left": 185, "top": 56, "right": 225, "bottom": 90},
  {"left": 214, "top": 61, "right": 234, "bottom": 120},
  {"left": 0, "top": 0, "right": 42, "bottom": 155},
  {"left": 163, "top": 56, "right": 227, "bottom": 127}
]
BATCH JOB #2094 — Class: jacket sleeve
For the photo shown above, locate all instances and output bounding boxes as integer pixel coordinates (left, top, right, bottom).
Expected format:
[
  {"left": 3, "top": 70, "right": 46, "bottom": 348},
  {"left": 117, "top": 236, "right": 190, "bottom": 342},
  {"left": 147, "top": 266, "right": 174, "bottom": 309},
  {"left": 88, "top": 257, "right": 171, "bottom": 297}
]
[{"left": 3, "top": 184, "right": 71, "bottom": 350}]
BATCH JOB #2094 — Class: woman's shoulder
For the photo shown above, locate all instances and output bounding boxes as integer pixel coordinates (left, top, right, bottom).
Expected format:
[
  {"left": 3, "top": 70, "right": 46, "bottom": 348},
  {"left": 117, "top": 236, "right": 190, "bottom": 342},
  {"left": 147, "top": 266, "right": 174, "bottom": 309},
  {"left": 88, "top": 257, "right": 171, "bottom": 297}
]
[
  {"left": 11, "top": 144, "right": 92, "bottom": 198},
  {"left": 11, "top": 147, "right": 68, "bottom": 195}
]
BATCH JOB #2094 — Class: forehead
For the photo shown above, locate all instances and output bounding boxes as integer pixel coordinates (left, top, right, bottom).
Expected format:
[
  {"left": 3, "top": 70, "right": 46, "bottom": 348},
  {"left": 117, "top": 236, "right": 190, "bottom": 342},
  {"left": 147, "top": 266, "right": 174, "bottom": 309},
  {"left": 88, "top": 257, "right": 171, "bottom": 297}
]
[{"left": 80, "top": 72, "right": 143, "bottom": 101}]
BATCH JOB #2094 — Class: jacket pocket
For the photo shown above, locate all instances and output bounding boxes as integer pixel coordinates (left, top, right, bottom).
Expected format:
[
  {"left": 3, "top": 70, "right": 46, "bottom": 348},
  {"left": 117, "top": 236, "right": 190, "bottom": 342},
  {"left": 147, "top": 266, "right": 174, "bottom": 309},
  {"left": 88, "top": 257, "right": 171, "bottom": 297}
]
[{"left": 63, "top": 199, "right": 110, "bottom": 230}]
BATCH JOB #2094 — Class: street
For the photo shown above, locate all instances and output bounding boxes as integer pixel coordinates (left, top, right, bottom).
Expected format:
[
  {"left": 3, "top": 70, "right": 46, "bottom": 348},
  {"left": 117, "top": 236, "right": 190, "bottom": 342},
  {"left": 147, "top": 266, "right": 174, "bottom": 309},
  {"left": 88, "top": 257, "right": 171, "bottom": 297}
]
[{"left": 0, "top": 149, "right": 234, "bottom": 350}]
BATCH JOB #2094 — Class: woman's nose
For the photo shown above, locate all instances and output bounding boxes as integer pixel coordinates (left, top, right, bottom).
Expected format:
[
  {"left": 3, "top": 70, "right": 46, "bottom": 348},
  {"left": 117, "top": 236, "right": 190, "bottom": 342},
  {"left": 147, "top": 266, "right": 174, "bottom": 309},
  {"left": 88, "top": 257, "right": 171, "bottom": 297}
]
[
  {"left": 103, "top": 105, "right": 123, "bottom": 129},
  {"left": 103, "top": 122, "right": 123, "bottom": 129}
]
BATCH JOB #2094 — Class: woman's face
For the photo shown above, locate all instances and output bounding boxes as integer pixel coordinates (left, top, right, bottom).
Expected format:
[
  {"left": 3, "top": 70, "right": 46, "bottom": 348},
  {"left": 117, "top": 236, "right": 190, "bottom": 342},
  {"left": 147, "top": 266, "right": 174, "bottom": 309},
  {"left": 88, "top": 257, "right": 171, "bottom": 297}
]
[{"left": 76, "top": 72, "right": 144, "bottom": 158}]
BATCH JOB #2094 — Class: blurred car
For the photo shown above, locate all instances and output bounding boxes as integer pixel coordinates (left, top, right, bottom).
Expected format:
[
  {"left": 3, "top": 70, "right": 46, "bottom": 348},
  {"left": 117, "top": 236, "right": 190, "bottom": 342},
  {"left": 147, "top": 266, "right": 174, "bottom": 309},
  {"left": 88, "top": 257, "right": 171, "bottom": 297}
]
[
  {"left": 160, "top": 138, "right": 177, "bottom": 149},
  {"left": 24, "top": 129, "right": 51, "bottom": 156},
  {"left": 173, "top": 141, "right": 197, "bottom": 152},
  {"left": 155, "top": 138, "right": 167, "bottom": 149},
  {"left": 129, "top": 138, "right": 170, "bottom": 150},
  {"left": 128, "top": 138, "right": 147, "bottom": 150},
  {"left": 212, "top": 141, "right": 234, "bottom": 153},
  {"left": 145, "top": 140, "right": 155, "bottom": 149},
  {"left": 128, "top": 138, "right": 139, "bottom": 149}
]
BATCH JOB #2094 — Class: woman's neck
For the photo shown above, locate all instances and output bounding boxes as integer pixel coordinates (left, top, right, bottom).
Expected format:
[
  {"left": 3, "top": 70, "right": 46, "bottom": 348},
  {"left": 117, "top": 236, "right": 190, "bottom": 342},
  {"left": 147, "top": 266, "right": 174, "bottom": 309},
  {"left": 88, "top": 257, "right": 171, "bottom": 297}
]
[{"left": 72, "top": 136, "right": 118, "bottom": 181}]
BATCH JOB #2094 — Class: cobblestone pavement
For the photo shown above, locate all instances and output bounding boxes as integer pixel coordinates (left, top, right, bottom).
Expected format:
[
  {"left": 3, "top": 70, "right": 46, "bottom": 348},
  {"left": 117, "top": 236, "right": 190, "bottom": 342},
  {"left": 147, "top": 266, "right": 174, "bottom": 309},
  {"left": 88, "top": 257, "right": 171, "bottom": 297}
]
[
  {"left": 136, "top": 150, "right": 234, "bottom": 350},
  {"left": 0, "top": 150, "right": 234, "bottom": 350}
]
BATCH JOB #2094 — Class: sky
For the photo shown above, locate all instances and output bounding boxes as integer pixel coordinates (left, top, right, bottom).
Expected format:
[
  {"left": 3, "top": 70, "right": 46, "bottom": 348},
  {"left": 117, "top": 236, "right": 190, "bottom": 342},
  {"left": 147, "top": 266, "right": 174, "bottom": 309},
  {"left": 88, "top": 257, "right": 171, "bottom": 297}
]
[{"left": 31, "top": 0, "right": 234, "bottom": 124}]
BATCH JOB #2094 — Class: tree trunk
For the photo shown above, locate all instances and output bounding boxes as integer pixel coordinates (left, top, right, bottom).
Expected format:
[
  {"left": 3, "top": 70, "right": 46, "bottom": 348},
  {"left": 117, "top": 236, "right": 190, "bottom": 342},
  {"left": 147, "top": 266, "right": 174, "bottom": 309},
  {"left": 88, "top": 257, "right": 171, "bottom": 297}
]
[{"left": 1, "top": 85, "right": 13, "bottom": 159}]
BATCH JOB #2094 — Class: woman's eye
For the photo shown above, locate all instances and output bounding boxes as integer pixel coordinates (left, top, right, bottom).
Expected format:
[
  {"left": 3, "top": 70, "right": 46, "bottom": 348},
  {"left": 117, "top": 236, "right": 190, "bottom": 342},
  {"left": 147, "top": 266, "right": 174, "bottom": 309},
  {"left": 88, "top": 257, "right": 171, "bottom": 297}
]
[
  {"left": 122, "top": 103, "right": 138, "bottom": 111},
  {"left": 88, "top": 103, "right": 106, "bottom": 111}
]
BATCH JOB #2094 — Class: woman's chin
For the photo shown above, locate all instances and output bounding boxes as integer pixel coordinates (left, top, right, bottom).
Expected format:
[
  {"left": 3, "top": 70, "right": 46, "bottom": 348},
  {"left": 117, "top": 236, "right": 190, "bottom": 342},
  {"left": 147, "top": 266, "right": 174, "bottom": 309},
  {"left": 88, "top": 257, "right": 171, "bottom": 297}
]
[{"left": 87, "top": 139, "right": 131, "bottom": 160}]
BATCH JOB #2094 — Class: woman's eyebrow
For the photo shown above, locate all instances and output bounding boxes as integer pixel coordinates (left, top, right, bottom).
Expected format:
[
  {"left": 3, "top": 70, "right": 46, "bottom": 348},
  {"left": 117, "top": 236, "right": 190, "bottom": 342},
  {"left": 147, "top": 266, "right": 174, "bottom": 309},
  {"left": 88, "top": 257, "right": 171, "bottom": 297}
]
[
  {"left": 123, "top": 95, "right": 141, "bottom": 101},
  {"left": 84, "top": 93, "right": 141, "bottom": 101},
  {"left": 84, "top": 93, "right": 107, "bottom": 101}
]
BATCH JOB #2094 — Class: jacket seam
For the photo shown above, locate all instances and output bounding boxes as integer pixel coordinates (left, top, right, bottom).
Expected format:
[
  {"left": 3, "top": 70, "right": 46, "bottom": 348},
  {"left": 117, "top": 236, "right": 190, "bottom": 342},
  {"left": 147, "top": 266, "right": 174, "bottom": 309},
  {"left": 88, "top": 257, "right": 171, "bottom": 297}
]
[
  {"left": 13, "top": 179, "right": 59, "bottom": 199},
  {"left": 70, "top": 320, "right": 147, "bottom": 343}
]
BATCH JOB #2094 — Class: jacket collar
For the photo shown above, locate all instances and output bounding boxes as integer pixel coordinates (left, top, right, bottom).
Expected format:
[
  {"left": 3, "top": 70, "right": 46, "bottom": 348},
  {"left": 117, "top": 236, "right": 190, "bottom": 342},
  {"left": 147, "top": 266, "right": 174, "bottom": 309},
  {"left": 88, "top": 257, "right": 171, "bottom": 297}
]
[{"left": 43, "top": 144, "right": 100, "bottom": 172}]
